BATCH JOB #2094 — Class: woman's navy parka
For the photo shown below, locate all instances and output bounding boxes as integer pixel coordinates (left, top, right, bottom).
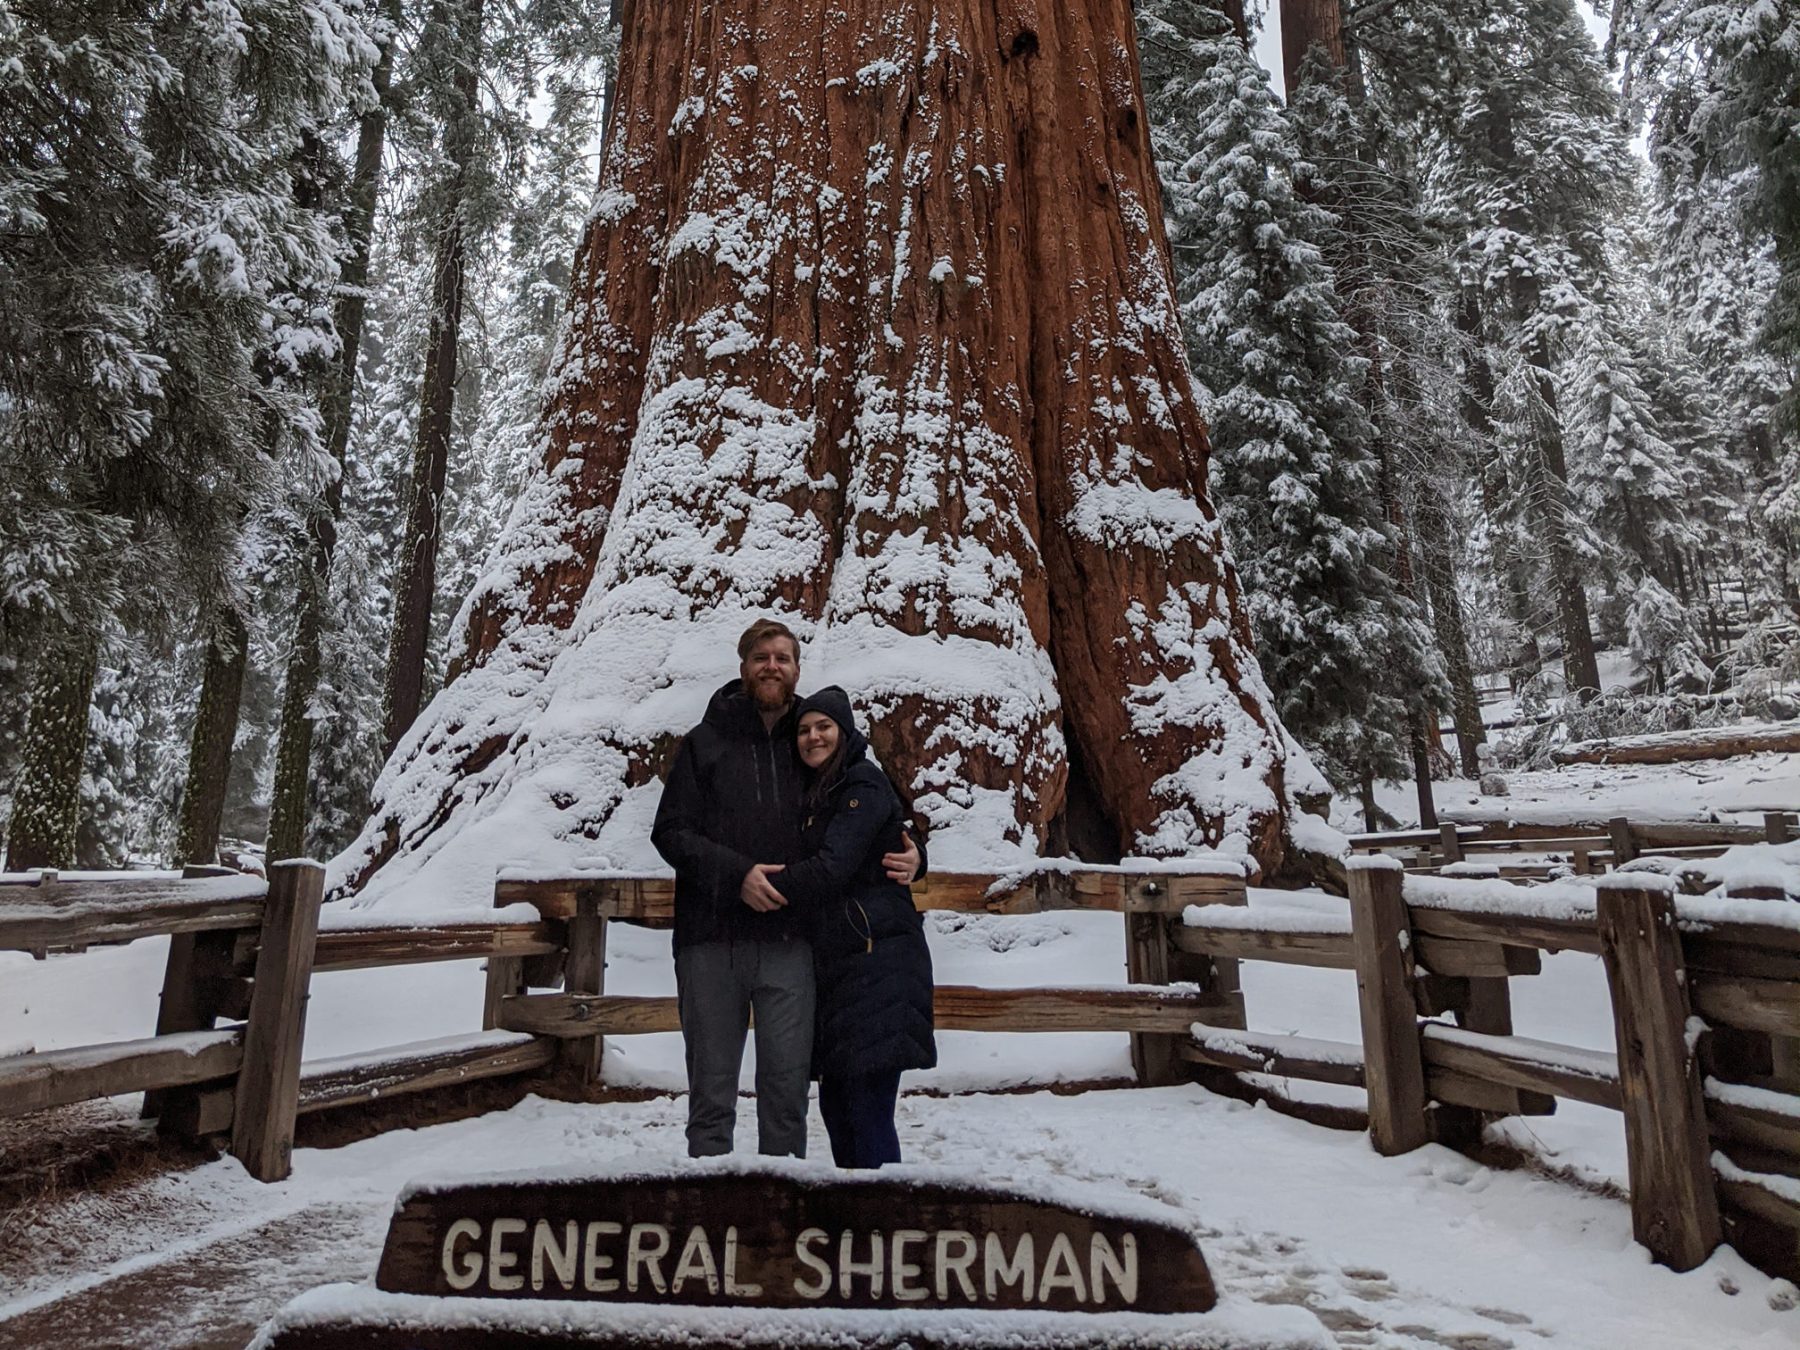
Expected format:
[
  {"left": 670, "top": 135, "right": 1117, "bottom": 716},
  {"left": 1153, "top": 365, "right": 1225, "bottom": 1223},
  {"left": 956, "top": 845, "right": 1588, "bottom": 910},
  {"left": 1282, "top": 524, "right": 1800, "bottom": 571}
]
[{"left": 770, "top": 687, "right": 936, "bottom": 1081}]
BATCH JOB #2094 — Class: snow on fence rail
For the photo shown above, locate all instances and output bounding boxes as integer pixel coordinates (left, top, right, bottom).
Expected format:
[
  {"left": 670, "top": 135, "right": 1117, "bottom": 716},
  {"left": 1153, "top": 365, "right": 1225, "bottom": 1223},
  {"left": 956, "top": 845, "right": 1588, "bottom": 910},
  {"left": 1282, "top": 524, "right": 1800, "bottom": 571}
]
[
  {"left": 0, "top": 861, "right": 324, "bottom": 1181},
  {"left": 8, "top": 853, "right": 1800, "bottom": 1280},
  {"left": 1177, "top": 860, "right": 1800, "bottom": 1278},
  {"left": 0, "top": 859, "right": 1255, "bottom": 1185},
  {"left": 1348, "top": 811, "right": 1800, "bottom": 884}
]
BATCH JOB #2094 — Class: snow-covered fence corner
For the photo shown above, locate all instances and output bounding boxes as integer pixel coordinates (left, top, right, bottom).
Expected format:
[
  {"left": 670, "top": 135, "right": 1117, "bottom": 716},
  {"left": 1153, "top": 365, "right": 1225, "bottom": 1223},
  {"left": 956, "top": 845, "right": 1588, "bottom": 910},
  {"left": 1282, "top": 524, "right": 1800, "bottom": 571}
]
[
  {"left": 0, "top": 861, "right": 326, "bottom": 1183},
  {"left": 1595, "top": 882, "right": 1723, "bottom": 1272},
  {"left": 1179, "top": 867, "right": 1800, "bottom": 1277}
]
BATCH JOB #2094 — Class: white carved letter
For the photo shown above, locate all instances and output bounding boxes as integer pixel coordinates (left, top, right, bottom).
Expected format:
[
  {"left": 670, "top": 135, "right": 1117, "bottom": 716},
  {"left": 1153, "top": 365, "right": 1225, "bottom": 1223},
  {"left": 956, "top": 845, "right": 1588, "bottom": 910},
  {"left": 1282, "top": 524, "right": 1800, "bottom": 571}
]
[
  {"left": 583, "top": 1221, "right": 622, "bottom": 1293},
  {"left": 935, "top": 1230, "right": 978, "bottom": 1301},
  {"left": 724, "top": 1225, "right": 763, "bottom": 1297},
  {"left": 793, "top": 1228, "right": 831, "bottom": 1300},
  {"left": 838, "top": 1229, "right": 885, "bottom": 1299},
  {"left": 441, "top": 1219, "right": 483, "bottom": 1291},
  {"left": 488, "top": 1218, "right": 527, "bottom": 1292},
  {"left": 890, "top": 1230, "right": 928, "bottom": 1302},
  {"left": 670, "top": 1226, "right": 720, "bottom": 1296},
  {"left": 984, "top": 1232, "right": 1035, "bottom": 1302},
  {"left": 625, "top": 1222, "right": 671, "bottom": 1293},
  {"left": 1089, "top": 1232, "right": 1138, "bottom": 1304},
  {"left": 1038, "top": 1232, "right": 1087, "bottom": 1304},
  {"left": 531, "top": 1219, "right": 579, "bottom": 1292}
]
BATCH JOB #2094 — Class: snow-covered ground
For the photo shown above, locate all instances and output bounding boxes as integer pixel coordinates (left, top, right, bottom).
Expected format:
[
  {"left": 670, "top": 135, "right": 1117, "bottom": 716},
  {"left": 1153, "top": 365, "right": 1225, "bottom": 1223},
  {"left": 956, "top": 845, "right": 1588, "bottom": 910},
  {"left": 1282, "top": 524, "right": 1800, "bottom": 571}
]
[
  {"left": 8, "top": 754, "right": 1800, "bottom": 1343},
  {"left": 0, "top": 880, "right": 1769, "bottom": 1346},
  {"left": 4, "top": 1084, "right": 1796, "bottom": 1347}
]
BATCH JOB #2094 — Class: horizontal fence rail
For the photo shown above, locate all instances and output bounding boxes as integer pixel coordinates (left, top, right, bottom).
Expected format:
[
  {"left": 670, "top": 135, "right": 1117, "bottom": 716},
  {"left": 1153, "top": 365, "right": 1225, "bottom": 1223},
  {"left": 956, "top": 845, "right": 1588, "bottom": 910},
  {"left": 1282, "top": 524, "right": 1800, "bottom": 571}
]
[
  {"left": 8, "top": 831, "right": 1800, "bottom": 1282},
  {"left": 0, "top": 862, "right": 324, "bottom": 1180}
]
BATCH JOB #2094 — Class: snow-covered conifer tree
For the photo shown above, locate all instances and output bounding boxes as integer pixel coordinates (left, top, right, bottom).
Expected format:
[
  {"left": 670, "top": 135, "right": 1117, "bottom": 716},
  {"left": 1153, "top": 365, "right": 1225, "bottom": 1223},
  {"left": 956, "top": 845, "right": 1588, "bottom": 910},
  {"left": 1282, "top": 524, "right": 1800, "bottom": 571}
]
[
  {"left": 0, "top": 0, "right": 374, "bottom": 867},
  {"left": 1141, "top": 9, "right": 1440, "bottom": 791}
]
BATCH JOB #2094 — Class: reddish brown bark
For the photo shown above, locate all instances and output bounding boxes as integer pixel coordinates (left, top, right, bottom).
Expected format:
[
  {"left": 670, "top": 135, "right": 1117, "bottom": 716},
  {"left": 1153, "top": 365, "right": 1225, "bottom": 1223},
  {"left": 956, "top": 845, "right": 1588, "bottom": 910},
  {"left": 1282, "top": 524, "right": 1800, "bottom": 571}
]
[
  {"left": 347, "top": 0, "right": 1295, "bottom": 893},
  {"left": 1280, "top": 0, "right": 1348, "bottom": 92}
]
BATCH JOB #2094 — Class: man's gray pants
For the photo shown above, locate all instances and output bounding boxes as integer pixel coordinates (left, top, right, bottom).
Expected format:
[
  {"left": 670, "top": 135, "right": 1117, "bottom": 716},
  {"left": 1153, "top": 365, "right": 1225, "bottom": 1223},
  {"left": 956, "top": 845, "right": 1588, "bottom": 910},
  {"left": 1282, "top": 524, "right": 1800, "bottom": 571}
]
[{"left": 675, "top": 938, "right": 815, "bottom": 1158}]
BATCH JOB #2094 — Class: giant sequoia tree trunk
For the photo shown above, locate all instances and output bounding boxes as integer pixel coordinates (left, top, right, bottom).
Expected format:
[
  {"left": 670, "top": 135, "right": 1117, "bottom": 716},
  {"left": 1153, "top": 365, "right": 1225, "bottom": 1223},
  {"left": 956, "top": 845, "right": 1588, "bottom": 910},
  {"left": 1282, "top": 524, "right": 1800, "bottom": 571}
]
[{"left": 340, "top": 0, "right": 1299, "bottom": 901}]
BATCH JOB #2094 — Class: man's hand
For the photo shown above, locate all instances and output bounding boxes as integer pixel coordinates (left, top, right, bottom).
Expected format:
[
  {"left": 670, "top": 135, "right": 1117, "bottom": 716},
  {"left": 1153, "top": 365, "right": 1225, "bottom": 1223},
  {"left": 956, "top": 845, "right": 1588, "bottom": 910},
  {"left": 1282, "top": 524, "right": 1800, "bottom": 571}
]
[
  {"left": 740, "top": 862, "right": 787, "bottom": 912},
  {"left": 883, "top": 832, "right": 921, "bottom": 885}
]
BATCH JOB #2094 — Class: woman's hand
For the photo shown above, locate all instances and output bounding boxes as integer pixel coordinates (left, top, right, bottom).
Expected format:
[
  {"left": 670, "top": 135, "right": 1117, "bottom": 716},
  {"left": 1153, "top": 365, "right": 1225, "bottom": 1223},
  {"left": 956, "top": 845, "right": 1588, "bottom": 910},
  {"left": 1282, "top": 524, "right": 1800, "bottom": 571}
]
[
  {"left": 882, "top": 833, "right": 921, "bottom": 885},
  {"left": 740, "top": 862, "right": 788, "bottom": 911}
]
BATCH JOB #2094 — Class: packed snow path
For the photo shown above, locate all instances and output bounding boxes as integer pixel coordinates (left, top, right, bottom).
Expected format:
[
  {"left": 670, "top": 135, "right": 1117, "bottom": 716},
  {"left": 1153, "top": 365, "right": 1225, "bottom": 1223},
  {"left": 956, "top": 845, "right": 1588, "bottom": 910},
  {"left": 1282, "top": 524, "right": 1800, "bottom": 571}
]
[{"left": 3, "top": 1087, "right": 1795, "bottom": 1349}]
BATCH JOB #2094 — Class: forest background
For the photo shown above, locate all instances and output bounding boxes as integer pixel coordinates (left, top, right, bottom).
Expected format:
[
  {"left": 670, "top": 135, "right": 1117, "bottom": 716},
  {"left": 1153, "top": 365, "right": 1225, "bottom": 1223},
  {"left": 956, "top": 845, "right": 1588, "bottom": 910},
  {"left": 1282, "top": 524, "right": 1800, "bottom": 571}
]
[{"left": 0, "top": 0, "right": 1793, "bottom": 870}]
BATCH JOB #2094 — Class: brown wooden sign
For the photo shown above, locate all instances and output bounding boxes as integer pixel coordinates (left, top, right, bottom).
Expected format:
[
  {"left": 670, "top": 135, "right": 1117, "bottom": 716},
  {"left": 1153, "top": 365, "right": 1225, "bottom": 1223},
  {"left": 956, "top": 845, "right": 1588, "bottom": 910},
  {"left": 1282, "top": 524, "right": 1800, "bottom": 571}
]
[{"left": 374, "top": 1169, "right": 1216, "bottom": 1315}]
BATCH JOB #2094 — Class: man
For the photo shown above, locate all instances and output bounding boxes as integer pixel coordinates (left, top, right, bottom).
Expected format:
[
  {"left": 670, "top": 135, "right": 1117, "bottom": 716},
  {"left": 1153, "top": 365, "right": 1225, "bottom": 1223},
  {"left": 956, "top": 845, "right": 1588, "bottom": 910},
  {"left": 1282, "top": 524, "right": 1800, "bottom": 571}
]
[{"left": 651, "top": 618, "right": 920, "bottom": 1157}]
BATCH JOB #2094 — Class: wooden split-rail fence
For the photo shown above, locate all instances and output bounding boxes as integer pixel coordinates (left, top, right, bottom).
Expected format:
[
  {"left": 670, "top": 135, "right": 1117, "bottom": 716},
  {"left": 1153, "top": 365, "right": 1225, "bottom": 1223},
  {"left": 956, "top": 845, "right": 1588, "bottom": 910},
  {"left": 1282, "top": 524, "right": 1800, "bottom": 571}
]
[
  {"left": 1350, "top": 811, "right": 1800, "bottom": 884},
  {"left": 1179, "top": 860, "right": 1800, "bottom": 1276},
  {"left": 0, "top": 860, "right": 1251, "bottom": 1185},
  {"left": 6, "top": 844, "right": 1800, "bottom": 1279}
]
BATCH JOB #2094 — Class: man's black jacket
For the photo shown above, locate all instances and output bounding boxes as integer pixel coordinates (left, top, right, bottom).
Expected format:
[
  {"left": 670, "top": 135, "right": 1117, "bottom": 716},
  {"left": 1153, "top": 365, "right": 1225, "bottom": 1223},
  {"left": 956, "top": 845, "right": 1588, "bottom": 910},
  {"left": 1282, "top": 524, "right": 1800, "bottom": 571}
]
[{"left": 652, "top": 679, "right": 810, "bottom": 951}]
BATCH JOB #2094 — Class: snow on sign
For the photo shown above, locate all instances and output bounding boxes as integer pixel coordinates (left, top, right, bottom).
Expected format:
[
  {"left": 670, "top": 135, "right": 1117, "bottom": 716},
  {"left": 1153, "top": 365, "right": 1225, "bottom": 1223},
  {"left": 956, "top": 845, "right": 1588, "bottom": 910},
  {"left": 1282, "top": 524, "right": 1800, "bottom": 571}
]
[{"left": 367, "top": 1168, "right": 1216, "bottom": 1315}]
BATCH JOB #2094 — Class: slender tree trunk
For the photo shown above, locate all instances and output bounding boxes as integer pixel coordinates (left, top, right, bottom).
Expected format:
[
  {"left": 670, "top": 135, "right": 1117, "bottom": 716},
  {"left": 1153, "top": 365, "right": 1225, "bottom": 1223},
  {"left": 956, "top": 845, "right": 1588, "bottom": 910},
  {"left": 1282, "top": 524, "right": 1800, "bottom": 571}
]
[
  {"left": 174, "top": 606, "right": 248, "bottom": 866},
  {"left": 1220, "top": 0, "right": 1249, "bottom": 46},
  {"left": 1415, "top": 486, "right": 1485, "bottom": 776},
  {"left": 1410, "top": 720, "right": 1437, "bottom": 828},
  {"left": 267, "top": 0, "right": 403, "bottom": 862},
  {"left": 4, "top": 629, "right": 101, "bottom": 871},
  {"left": 1455, "top": 287, "right": 1537, "bottom": 684},
  {"left": 1525, "top": 346, "right": 1602, "bottom": 698},
  {"left": 1359, "top": 763, "right": 1379, "bottom": 834},
  {"left": 381, "top": 0, "right": 485, "bottom": 757}
]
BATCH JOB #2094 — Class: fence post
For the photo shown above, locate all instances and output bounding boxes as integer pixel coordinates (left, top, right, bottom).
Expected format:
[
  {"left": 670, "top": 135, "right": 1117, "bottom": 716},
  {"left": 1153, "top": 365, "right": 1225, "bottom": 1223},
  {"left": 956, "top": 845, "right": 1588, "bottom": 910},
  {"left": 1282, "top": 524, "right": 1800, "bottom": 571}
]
[
  {"left": 1608, "top": 817, "right": 1638, "bottom": 865},
  {"left": 1595, "top": 877, "right": 1722, "bottom": 1271},
  {"left": 1164, "top": 873, "right": 1247, "bottom": 1029},
  {"left": 1437, "top": 822, "right": 1463, "bottom": 866},
  {"left": 231, "top": 859, "right": 325, "bottom": 1182},
  {"left": 558, "top": 893, "right": 608, "bottom": 1094},
  {"left": 1347, "top": 858, "right": 1430, "bottom": 1156},
  {"left": 1764, "top": 812, "right": 1793, "bottom": 845},
  {"left": 143, "top": 926, "right": 245, "bottom": 1132}
]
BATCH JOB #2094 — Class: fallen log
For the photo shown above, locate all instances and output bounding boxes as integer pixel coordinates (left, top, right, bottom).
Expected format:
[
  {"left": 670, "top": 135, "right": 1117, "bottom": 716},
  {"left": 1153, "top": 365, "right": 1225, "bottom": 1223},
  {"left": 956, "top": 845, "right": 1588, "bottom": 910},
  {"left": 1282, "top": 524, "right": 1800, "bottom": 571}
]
[{"left": 1553, "top": 723, "right": 1800, "bottom": 767}]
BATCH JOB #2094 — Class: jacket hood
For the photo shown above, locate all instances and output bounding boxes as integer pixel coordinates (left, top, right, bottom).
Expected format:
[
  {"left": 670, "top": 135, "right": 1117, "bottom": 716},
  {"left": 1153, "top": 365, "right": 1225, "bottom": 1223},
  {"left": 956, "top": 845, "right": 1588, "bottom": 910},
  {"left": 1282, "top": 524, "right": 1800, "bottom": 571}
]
[{"left": 795, "top": 685, "right": 869, "bottom": 766}]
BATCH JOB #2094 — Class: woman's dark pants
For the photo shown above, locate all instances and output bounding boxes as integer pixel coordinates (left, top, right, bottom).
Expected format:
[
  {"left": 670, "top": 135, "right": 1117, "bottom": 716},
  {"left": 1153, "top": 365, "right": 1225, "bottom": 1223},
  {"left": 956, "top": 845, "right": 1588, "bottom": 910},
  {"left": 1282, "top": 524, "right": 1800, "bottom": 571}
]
[{"left": 818, "top": 1070, "right": 903, "bottom": 1168}]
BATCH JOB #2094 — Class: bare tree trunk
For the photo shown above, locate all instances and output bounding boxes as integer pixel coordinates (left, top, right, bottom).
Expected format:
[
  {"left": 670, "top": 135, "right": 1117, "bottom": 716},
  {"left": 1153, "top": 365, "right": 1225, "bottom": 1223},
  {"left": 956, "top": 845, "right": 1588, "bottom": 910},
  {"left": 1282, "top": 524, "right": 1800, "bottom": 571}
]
[
  {"left": 267, "top": 0, "right": 403, "bottom": 862},
  {"left": 4, "top": 629, "right": 101, "bottom": 871},
  {"left": 174, "top": 606, "right": 248, "bottom": 866},
  {"left": 1415, "top": 485, "right": 1486, "bottom": 776},
  {"left": 380, "top": 0, "right": 485, "bottom": 758},
  {"left": 1477, "top": 82, "right": 1600, "bottom": 700},
  {"left": 1220, "top": 0, "right": 1249, "bottom": 46},
  {"left": 1280, "top": 0, "right": 1348, "bottom": 89}
]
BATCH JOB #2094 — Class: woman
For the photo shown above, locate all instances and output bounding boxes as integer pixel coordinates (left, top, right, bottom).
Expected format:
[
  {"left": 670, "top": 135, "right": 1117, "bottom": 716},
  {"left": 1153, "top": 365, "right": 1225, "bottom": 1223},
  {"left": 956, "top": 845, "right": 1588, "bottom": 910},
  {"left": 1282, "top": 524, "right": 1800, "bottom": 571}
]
[{"left": 769, "top": 686, "right": 935, "bottom": 1168}]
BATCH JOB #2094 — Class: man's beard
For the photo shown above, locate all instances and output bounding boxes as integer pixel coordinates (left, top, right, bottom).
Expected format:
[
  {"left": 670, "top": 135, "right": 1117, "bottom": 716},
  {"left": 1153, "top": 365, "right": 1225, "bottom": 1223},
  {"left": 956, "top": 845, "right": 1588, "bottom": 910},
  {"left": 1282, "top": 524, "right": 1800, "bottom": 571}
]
[{"left": 751, "top": 674, "right": 794, "bottom": 711}]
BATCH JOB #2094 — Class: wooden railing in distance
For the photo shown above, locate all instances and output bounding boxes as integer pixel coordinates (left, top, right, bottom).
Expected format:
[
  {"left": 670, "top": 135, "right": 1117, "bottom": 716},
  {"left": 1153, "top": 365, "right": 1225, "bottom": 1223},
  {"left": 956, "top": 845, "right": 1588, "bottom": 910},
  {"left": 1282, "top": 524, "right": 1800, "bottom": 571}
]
[
  {"left": 0, "top": 862, "right": 324, "bottom": 1181},
  {"left": 1347, "top": 811, "right": 1800, "bottom": 881}
]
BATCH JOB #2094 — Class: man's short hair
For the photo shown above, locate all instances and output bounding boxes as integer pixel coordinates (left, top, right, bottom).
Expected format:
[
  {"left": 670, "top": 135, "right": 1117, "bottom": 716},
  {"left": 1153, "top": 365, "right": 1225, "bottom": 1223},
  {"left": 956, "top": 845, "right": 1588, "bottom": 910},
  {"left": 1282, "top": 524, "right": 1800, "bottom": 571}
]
[{"left": 738, "top": 617, "right": 800, "bottom": 662}]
